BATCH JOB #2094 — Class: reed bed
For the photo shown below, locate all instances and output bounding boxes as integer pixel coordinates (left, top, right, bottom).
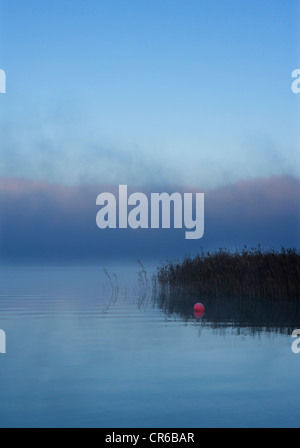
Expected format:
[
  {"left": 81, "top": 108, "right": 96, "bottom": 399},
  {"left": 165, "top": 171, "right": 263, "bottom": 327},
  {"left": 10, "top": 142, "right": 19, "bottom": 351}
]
[{"left": 155, "top": 247, "right": 300, "bottom": 301}]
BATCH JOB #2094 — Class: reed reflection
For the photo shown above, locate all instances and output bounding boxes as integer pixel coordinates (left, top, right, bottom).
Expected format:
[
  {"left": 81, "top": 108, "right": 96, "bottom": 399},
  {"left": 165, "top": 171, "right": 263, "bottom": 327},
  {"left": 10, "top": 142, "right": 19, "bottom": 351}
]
[{"left": 152, "top": 286, "right": 300, "bottom": 334}]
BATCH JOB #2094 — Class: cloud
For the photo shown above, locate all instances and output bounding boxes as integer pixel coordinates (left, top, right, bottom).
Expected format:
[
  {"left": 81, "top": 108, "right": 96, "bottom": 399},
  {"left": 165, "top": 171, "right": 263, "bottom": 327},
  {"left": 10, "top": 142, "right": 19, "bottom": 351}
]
[
  {"left": 2, "top": 109, "right": 299, "bottom": 189},
  {"left": 0, "top": 175, "right": 299, "bottom": 263}
]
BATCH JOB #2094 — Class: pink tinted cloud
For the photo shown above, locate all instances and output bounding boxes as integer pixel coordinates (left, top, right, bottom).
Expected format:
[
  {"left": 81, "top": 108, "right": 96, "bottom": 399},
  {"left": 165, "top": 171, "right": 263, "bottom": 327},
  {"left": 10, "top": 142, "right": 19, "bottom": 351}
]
[
  {"left": 208, "top": 175, "right": 300, "bottom": 220},
  {"left": 0, "top": 175, "right": 299, "bottom": 218},
  {"left": 0, "top": 175, "right": 298, "bottom": 260}
]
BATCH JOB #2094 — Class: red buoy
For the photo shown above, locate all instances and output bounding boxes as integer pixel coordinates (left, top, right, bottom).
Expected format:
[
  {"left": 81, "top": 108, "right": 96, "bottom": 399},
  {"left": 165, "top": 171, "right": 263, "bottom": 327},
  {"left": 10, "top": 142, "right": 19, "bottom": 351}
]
[{"left": 194, "top": 303, "right": 205, "bottom": 318}]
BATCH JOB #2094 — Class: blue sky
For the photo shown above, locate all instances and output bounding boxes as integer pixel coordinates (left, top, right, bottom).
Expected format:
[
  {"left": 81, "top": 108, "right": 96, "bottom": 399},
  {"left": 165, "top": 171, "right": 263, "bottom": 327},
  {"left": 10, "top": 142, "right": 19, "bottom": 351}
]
[{"left": 0, "top": 0, "right": 299, "bottom": 188}]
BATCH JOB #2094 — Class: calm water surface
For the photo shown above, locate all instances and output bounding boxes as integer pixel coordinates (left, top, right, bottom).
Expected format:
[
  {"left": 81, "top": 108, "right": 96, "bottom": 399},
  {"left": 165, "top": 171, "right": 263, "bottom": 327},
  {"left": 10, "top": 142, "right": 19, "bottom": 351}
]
[{"left": 0, "top": 265, "right": 299, "bottom": 428}]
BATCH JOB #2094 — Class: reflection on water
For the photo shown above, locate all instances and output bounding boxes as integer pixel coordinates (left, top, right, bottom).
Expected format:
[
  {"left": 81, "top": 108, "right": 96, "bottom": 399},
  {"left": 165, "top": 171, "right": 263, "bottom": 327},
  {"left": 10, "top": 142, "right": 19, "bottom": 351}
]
[
  {"left": 0, "top": 265, "right": 299, "bottom": 428},
  {"left": 153, "top": 285, "right": 300, "bottom": 335}
]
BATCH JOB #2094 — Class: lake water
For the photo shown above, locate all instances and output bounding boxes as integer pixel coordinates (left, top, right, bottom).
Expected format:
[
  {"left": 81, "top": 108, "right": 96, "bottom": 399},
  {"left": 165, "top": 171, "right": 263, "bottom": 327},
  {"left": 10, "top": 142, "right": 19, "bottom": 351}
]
[{"left": 0, "top": 265, "right": 299, "bottom": 428}]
